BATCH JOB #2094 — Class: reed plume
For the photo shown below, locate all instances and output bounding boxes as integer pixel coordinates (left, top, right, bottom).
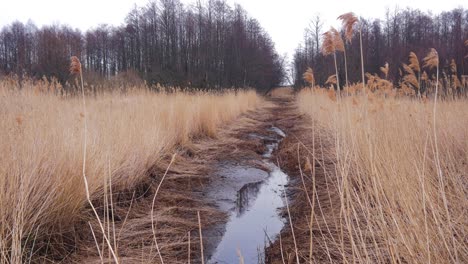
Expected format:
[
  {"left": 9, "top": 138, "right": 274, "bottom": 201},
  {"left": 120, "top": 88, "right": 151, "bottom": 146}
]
[
  {"left": 321, "top": 31, "right": 335, "bottom": 56},
  {"left": 322, "top": 28, "right": 343, "bottom": 94},
  {"left": 303, "top": 67, "right": 315, "bottom": 87},
  {"left": 402, "top": 63, "right": 419, "bottom": 94},
  {"left": 407, "top": 52, "right": 421, "bottom": 96},
  {"left": 380, "top": 62, "right": 389, "bottom": 79},
  {"left": 337, "top": 12, "right": 357, "bottom": 88},
  {"left": 70, "top": 56, "right": 82, "bottom": 75},
  {"left": 403, "top": 74, "right": 419, "bottom": 91},
  {"left": 321, "top": 28, "right": 344, "bottom": 54},
  {"left": 402, "top": 63, "right": 415, "bottom": 75},
  {"left": 408, "top": 52, "right": 420, "bottom": 72},
  {"left": 423, "top": 48, "right": 439, "bottom": 70},
  {"left": 326, "top": 74, "right": 337, "bottom": 85},
  {"left": 365, "top": 72, "right": 377, "bottom": 91},
  {"left": 449, "top": 59, "right": 459, "bottom": 93},
  {"left": 337, "top": 12, "right": 358, "bottom": 43},
  {"left": 330, "top": 28, "right": 345, "bottom": 52}
]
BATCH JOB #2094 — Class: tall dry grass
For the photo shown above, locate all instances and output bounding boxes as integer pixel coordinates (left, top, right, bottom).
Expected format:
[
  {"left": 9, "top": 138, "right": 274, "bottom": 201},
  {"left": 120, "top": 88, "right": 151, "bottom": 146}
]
[
  {"left": 298, "top": 89, "right": 467, "bottom": 263},
  {"left": 0, "top": 81, "right": 259, "bottom": 263}
]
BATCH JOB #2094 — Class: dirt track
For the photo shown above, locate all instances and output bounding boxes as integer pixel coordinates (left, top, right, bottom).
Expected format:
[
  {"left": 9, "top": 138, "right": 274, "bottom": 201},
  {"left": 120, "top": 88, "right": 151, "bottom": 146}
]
[{"left": 63, "top": 93, "right": 312, "bottom": 264}]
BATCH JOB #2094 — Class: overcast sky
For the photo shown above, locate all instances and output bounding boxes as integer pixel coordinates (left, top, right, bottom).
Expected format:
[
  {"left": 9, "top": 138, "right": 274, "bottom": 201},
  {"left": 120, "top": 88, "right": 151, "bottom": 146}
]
[{"left": 1, "top": 0, "right": 466, "bottom": 62}]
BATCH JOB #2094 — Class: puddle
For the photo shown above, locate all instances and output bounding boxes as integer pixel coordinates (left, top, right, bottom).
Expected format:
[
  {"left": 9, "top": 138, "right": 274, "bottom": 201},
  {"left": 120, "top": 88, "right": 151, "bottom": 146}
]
[
  {"left": 207, "top": 165, "right": 269, "bottom": 212},
  {"left": 269, "top": 127, "right": 286, "bottom": 138},
  {"left": 207, "top": 127, "right": 288, "bottom": 263},
  {"left": 208, "top": 165, "right": 287, "bottom": 263}
]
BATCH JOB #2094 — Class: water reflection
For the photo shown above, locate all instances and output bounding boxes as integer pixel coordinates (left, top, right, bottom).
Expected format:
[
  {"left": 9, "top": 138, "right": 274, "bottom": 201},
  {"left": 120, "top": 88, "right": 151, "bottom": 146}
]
[
  {"left": 208, "top": 126, "right": 288, "bottom": 264},
  {"left": 236, "top": 181, "right": 263, "bottom": 216},
  {"left": 208, "top": 166, "right": 288, "bottom": 264},
  {"left": 269, "top": 126, "right": 286, "bottom": 138}
]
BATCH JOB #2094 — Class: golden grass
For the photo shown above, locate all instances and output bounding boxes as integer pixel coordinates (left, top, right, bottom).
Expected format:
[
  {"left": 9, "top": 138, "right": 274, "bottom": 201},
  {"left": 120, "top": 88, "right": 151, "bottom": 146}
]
[
  {"left": 297, "top": 89, "right": 467, "bottom": 263},
  {"left": 0, "top": 82, "right": 260, "bottom": 263}
]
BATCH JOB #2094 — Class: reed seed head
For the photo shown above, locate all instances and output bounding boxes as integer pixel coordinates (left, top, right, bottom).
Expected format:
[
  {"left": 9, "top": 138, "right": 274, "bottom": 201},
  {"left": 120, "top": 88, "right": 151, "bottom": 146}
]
[
  {"left": 330, "top": 28, "right": 345, "bottom": 52},
  {"left": 322, "top": 28, "right": 344, "bottom": 55},
  {"left": 325, "top": 74, "right": 337, "bottom": 85},
  {"left": 423, "top": 48, "right": 439, "bottom": 69},
  {"left": 403, "top": 74, "right": 419, "bottom": 90},
  {"left": 408, "top": 52, "right": 420, "bottom": 72},
  {"left": 337, "top": 12, "right": 358, "bottom": 43},
  {"left": 70, "top": 56, "right": 82, "bottom": 75},
  {"left": 402, "top": 63, "right": 415, "bottom": 76},
  {"left": 380, "top": 62, "right": 389, "bottom": 79},
  {"left": 321, "top": 31, "right": 335, "bottom": 55},
  {"left": 303, "top": 67, "right": 315, "bottom": 86}
]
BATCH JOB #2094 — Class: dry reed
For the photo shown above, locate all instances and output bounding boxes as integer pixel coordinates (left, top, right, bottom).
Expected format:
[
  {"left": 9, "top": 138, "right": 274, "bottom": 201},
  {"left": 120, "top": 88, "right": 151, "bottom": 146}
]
[
  {"left": 297, "top": 88, "right": 467, "bottom": 263},
  {"left": 337, "top": 12, "right": 358, "bottom": 43},
  {"left": 338, "top": 12, "right": 358, "bottom": 88},
  {"left": 380, "top": 62, "right": 389, "bottom": 80},
  {"left": 0, "top": 81, "right": 260, "bottom": 263},
  {"left": 322, "top": 28, "right": 344, "bottom": 92},
  {"left": 303, "top": 67, "right": 315, "bottom": 88}
]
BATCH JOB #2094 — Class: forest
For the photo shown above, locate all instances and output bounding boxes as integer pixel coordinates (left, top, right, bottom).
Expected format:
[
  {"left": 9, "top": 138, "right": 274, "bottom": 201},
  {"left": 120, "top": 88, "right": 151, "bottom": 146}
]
[
  {"left": 293, "top": 7, "right": 468, "bottom": 88},
  {"left": 0, "top": 0, "right": 284, "bottom": 90}
]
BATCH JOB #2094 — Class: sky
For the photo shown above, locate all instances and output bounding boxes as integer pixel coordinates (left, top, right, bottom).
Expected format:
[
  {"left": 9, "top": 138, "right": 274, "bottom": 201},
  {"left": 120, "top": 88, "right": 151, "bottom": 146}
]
[{"left": 1, "top": 0, "right": 466, "bottom": 62}]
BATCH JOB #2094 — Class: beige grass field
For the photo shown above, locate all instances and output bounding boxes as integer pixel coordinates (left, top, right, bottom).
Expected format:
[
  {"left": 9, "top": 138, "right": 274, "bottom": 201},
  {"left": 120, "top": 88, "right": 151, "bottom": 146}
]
[
  {"left": 297, "top": 89, "right": 467, "bottom": 262},
  {"left": 0, "top": 80, "right": 259, "bottom": 263},
  {"left": 1, "top": 76, "right": 467, "bottom": 264}
]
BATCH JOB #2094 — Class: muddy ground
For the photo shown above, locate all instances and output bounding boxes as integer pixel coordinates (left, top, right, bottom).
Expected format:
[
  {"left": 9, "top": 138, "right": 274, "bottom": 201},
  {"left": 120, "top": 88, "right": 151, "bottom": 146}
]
[{"left": 52, "top": 92, "right": 331, "bottom": 264}]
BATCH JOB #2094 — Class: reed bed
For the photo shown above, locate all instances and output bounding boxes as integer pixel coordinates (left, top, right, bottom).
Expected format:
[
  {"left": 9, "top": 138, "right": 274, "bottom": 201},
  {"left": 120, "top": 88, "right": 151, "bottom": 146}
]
[
  {"left": 0, "top": 82, "right": 259, "bottom": 263},
  {"left": 297, "top": 89, "right": 467, "bottom": 263}
]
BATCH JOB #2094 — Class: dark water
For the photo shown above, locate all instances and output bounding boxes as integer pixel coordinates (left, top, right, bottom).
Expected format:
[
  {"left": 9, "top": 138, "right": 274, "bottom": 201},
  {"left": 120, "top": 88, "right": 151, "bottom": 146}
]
[
  {"left": 208, "top": 165, "right": 288, "bottom": 264},
  {"left": 208, "top": 127, "right": 288, "bottom": 264}
]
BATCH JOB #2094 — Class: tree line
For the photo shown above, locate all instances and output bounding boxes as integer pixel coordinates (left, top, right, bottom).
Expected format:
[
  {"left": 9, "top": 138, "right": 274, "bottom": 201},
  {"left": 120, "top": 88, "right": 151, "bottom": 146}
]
[
  {"left": 0, "top": 0, "right": 285, "bottom": 90},
  {"left": 293, "top": 7, "right": 468, "bottom": 89}
]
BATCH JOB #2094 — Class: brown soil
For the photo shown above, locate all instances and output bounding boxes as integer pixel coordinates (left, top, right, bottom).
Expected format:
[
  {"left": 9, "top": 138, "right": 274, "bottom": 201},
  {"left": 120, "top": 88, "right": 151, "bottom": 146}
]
[{"left": 265, "top": 98, "right": 345, "bottom": 263}]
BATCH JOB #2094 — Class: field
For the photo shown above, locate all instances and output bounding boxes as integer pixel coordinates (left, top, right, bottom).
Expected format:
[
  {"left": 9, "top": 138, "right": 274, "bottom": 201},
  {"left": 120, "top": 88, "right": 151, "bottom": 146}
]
[
  {"left": 0, "top": 79, "right": 260, "bottom": 263},
  {"left": 1, "top": 76, "right": 466, "bottom": 263},
  {"left": 287, "top": 89, "right": 467, "bottom": 262},
  {"left": 1, "top": 2, "right": 468, "bottom": 264}
]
